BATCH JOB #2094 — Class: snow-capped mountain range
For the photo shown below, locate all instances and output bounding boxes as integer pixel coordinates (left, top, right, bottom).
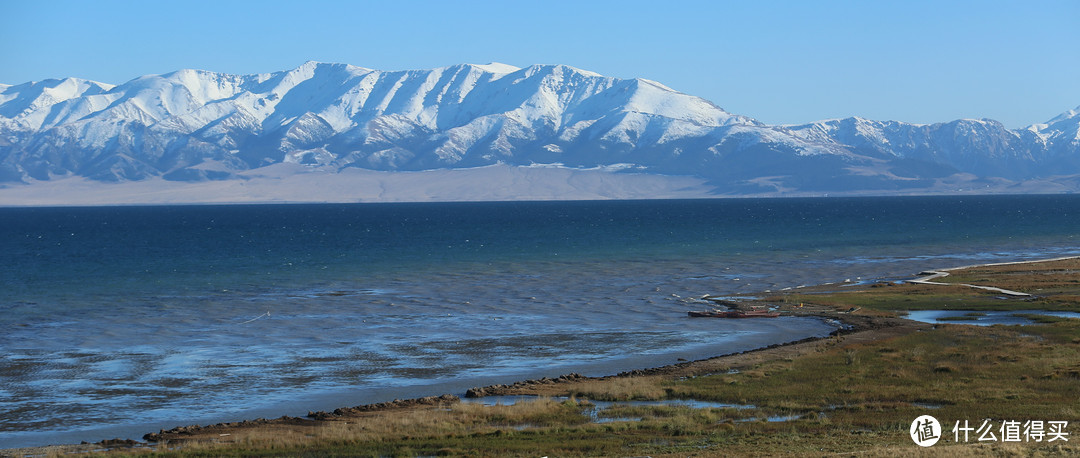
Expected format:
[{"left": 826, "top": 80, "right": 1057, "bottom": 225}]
[{"left": 1, "top": 61, "right": 1078, "bottom": 204}]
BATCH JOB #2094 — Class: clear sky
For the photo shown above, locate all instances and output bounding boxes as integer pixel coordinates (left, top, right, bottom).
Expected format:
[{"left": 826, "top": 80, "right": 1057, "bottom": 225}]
[{"left": 2, "top": 0, "right": 1077, "bottom": 128}]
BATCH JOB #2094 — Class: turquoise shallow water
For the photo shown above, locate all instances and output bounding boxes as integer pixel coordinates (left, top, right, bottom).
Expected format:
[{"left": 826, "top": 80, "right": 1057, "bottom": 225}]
[{"left": 2, "top": 196, "right": 1079, "bottom": 447}]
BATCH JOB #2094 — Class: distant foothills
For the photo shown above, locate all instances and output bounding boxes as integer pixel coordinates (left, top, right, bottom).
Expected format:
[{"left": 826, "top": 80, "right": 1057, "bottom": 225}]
[{"left": 1, "top": 61, "right": 1078, "bottom": 204}]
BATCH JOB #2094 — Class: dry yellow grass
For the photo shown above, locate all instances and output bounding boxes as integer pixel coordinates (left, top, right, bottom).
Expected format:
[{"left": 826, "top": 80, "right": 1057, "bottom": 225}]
[{"left": 566, "top": 375, "right": 668, "bottom": 401}]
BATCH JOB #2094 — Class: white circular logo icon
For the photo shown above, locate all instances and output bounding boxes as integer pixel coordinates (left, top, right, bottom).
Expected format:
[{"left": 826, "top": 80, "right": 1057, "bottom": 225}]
[{"left": 910, "top": 415, "right": 942, "bottom": 447}]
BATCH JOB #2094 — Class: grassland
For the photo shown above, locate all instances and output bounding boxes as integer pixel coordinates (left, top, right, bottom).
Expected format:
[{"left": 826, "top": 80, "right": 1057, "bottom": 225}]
[
  {"left": 8, "top": 258, "right": 1080, "bottom": 457},
  {"left": 769, "top": 257, "right": 1080, "bottom": 315}
]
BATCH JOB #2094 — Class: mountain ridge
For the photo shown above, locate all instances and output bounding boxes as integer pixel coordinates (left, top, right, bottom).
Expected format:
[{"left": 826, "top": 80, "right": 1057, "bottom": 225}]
[{"left": 1, "top": 62, "right": 1078, "bottom": 202}]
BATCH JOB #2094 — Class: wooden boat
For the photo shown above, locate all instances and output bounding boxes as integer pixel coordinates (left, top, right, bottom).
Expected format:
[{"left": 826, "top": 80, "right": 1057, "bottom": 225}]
[{"left": 687, "top": 309, "right": 780, "bottom": 318}]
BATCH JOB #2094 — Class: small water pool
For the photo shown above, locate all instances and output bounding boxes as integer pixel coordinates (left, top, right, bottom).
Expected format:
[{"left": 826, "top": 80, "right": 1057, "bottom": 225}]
[{"left": 904, "top": 310, "right": 1080, "bottom": 326}]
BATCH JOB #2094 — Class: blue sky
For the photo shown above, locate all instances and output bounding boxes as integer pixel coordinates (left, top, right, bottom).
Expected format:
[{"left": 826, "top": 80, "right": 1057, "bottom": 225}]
[{"left": 2, "top": 0, "right": 1077, "bottom": 128}]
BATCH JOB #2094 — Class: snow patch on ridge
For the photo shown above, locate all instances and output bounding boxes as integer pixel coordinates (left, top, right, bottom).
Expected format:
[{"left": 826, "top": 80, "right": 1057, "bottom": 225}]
[{"left": 471, "top": 62, "right": 521, "bottom": 74}]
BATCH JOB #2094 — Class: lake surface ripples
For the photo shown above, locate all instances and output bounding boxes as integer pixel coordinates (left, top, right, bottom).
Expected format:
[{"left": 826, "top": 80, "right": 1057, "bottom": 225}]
[{"left": 2, "top": 196, "right": 1079, "bottom": 447}]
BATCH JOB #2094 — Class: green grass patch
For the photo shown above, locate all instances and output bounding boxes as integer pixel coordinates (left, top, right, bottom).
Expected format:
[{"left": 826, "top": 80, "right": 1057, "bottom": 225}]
[
  {"left": 777, "top": 286, "right": 1041, "bottom": 312},
  {"left": 665, "top": 321, "right": 1080, "bottom": 425},
  {"left": 777, "top": 258, "right": 1080, "bottom": 314},
  {"left": 1010, "top": 313, "right": 1076, "bottom": 324}
]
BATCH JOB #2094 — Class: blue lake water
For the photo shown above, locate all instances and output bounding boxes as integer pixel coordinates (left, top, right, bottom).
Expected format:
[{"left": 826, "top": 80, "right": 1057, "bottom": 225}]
[
  {"left": 2, "top": 195, "right": 1079, "bottom": 447},
  {"left": 904, "top": 310, "right": 1080, "bottom": 326}
]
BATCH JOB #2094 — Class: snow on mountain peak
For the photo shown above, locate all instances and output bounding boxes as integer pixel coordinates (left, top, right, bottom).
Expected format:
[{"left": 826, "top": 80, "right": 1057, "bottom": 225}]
[
  {"left": 0, "top": 77, "right": 117, "bottom": 129},
  {"left": 637, "top": 78, "right": 676, "bottom": 93},
  {"left": 557, "top": 64, "right": 603, "bottom": 78},
  {"left": 518, "top": 64, "right": 604, "bottom": 80},
  {"left": 1046, "top": 105, "right": 1080, "bottom": 124},
  {"left": 471, "top": 62, "right": 520, "bottom": 74},
  {"left": 277, "top": 61, "right": 374, "bottom": 82},
  {"left": 2, "top": 61, "right": 1080, "bottom": 198}
]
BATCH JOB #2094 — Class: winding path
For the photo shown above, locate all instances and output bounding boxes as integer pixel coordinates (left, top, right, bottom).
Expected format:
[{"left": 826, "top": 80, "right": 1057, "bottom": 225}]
[{"left": 906, "top": 255, "right": 1080, "bottom": 297}]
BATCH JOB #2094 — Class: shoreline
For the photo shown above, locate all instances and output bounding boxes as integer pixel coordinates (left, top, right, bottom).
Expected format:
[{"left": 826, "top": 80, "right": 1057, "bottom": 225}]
[
  {"left": 130, "top": 313, "right": 915, "bottom": 446},
  {"left": 0, "top": 315, "right": 837, "bottom": 450},
  {"left": 0, "top": 315, "right": 913, "bottom": 456},
  {"left": 1, "top": 255, "right": 1071, "bottom": 456}
]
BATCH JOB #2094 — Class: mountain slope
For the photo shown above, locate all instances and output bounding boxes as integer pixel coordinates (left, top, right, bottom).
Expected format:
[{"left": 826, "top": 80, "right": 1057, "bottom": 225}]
[
  {"left": 787, "top": 113, "right": 1080, "bottom": 180},
  {"left": 0, "top": 62, "right": 853, "bottom": 186},
  {"left": 1, "top": 62, "right": 1079, "bottom": 201}
]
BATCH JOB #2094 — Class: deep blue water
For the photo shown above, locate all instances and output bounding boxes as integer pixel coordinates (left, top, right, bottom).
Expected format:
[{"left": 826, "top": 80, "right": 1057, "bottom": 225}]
[{"left": 2, "top": 195, "right": 1079, "bottom": 447}]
